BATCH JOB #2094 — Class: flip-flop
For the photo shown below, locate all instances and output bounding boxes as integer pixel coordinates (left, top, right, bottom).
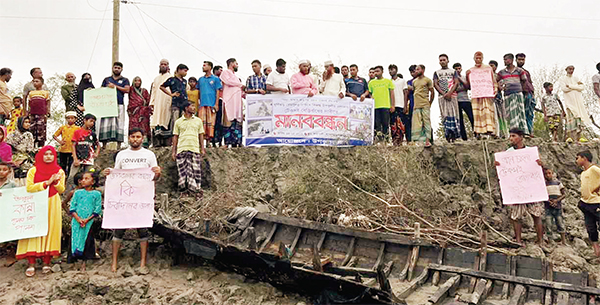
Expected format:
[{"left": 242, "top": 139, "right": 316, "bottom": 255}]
[
  {"left": 42, "top": 266, "right": 52, "bottom": 274},
  {"left": 25, "top": 267, "right": 35, "bottom": 277}
]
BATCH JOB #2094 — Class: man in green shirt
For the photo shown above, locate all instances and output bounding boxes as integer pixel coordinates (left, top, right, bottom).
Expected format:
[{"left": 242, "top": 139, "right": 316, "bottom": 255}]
[
  {"left": 172, "top": 100, "right": 205, "bottom": 198},
  {"left": 368, "top": 66, "right": 395, "bottom": 143},
  {"left": 410, "top": 64, "right": 435, "bottom": 147}
]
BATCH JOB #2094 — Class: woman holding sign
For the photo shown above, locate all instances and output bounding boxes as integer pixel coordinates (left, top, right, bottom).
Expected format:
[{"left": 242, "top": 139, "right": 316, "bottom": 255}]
[
  {"left": 16, "top": 146, "right": 65, "bottom": 277},
  {"left": 466, "top": 51, "right": 498, "bottom": 138}
]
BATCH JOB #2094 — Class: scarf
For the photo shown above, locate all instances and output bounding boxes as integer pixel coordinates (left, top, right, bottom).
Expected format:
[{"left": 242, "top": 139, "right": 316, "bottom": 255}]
[
  {"left": 132, "top": 76, "right": 144, "bottom": 96},
  {"left": 17, "top": 116, "right": 29, "bottom": 133},
  {"left": 77, "top": 73, "right": 95, "bottom": 104},
  {"left": 33, "top": 146, "right": 62, "bottom": 197}
]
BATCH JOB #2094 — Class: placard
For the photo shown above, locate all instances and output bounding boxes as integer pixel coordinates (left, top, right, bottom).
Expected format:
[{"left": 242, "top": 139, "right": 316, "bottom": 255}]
[
  {"left": 102, "top": 168, "right": 155, "bottom": 229},
  {"left": 84, "top": 87, "right": 118, "bottom": 118},
  {"left": 0, "top": 187, "right": 49, "bottom": 243},
  {"left": 470, "top": 67, "right": 495, "bottom": 98},
  {"left": 494, "top": 147, "right": 549, "bottom": 205}
]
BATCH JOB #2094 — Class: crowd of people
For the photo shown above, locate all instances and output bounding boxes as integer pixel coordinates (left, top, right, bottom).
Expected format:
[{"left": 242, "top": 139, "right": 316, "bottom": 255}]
[{"left": 1, "top": 54, "right": 600, "bottom": 277}]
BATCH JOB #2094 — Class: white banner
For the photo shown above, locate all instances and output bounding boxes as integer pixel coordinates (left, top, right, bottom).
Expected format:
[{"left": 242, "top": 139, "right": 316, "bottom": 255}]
[{"left": 0, "top": 187, "right": 49, "bottom": 243}]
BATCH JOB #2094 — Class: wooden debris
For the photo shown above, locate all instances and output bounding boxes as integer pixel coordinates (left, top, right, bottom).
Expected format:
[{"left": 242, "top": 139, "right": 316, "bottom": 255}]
[
  {"left": 408, "top": 222, "right": 421, "bottom": 281},
  {"left": 247, "top": 227, "right": 256, "bottom": 250},
  {"left": 508, "top": 284, "right": 526, "bottom": 305},
  {"left": 373, "top": 243, "right": 386, "bottom": 270},
  {"left": 398, "top": 268, "right": 429, "bottom": 299},
  {"left": 501, "top": 255, "right": 512, "bottom": 299},
  {"left": 341, "top": 237, "right": 356, "bottom": 266},
  {"left": 428, "top": 275, "right": 460, "bottom": 304},
  {"left": 289, "top": 228, "right": 302, "bottom": 257},
  {"left": 470, "top": 279, "right": 493, "bottom": 305},
  {"left": 258, "top": 223, "right": 278, "bottom": 253},
  {"left": 432, "top": 246, "right": 445, "bottom": 286},
  {"left": 556, "top": 291, "right": 569, "bottom": 305},
  {"left": 312, "top": 243, "right": 323, "bottom": 272}
]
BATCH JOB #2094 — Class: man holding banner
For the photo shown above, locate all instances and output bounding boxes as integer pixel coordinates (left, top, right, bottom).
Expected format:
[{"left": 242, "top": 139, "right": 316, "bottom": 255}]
[{"left": 102, "top": 128, "right": 161, "bottom": 273}]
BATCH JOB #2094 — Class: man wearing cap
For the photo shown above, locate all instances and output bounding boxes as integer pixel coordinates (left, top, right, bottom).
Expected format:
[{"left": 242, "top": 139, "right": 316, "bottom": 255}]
[
  {"left": 266, "top": 58, "right": 290, "bottom": 94},
  {"left": 320, "top": 60, "right": 346, "bottom": 98},
  {"left": 263, "top": 64, "right": 272, "bottom": 77},
  {"left": 290, "top": 60, "right": 318, "bottom": 97},
  {"left": 53, "top": 111, "right": 81, "bottom": 176}
]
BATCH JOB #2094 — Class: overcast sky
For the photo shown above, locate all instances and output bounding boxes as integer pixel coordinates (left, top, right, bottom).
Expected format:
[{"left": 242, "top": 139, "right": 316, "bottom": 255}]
[{"left": 2, "top": 0, "right": 600, "bottom": 129}]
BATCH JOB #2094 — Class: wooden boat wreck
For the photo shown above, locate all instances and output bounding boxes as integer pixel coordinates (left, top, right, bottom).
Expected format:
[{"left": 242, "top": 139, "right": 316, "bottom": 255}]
[{"left": 153, "top": 210, "right": 600, "bottom": 304}]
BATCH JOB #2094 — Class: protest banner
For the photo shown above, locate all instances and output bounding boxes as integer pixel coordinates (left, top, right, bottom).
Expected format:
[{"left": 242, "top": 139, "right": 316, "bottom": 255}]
[
  {"left": 494, "top": 147, "right": 548, "bottom": 205},
  {"left": 83, "top": 87, "right": 118, "bottom": 118},
  {"left": 102, "top": 168, "right": 155, "bottom": 229},
  {"left": 244, "top": 94, "right": 374, "bottom": 146},
  {"left": 0, "top": 187, "right": 49, "bottom": 243},
  {"left": 469, "top": 67, "right": 495, "bottom": 98}
]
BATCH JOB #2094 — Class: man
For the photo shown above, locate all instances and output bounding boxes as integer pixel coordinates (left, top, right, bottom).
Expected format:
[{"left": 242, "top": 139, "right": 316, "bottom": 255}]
[
  {"left": 61, "top": 72, "right": 77, "bottom": 111},
  {"left": 246, "top": 59, "right": 267, "bottom": 95},
  {"left": 341, "top": 65, "right": 349, "bottom": 80},
  {"left": 212, "top": 65, "right": 225, "bottom": 147},
  {"left": 263, "top": 64, "right": 272, "bottom": 77},
  {"left": 368, "top": 66, "right": 395, "bottom": 142},
  {"left": 198, "top": 61, "right": 222, "bottom": 145},
  {"left": 453, "top": 63, "right": 474, "bottom": 141},
  {"left": 490, "top": 60, "right": 509, "bottom": 139},
  {"left": 172, "top": 101, "right": 205, "bottom": 198},
  {"left": 575, "top": 150, "right": 600, "bottom": 257},
  {"left": 466, "top": 52, "right": 498, "bottom": 138},
  {"left": 319, "top": 60, "right": 346, "bottom": 98},
  {"left": 290, "top": 60, "right": 318, "bottom": 96},
  {"left": 495, "top": 128, "right": 545, "bottom": 246},
  {"left": 497, "top": 54, "right": 528, "bottom": 135},
  {"left": 592, "top": 62, "right": 600, "bottom": 101},
  {"left": 103, "top": 128, "right": 161, "bottom": 273},
  {"left": 160, "top": 64, "right": 189, "bottom": 147},
  {"left": 266, "top": 58, "right": 290, "bottom": 94},
  {"left": 368, "top": 68, "right": 375, "bottom": 82},
  {"left": 516, "top": 53, "right": 535, "bottom": 135},
  {"left": 404, "top": 65, "right": 418, "bottom": 142},
  {"left": 220, "top": 58, "right": 245, "bottom": 147},
  {"left": 23, "top": 67, "right": 48, "bottom": 103},
  {"left": 389, "top": 64, "right": 409, "bottom": 145},
  {"left": 0, "top": 68, "right": 13, "bottom": 125},
  {"left": 149, "top": 59, "right": 173, "bottom": 147},
  {"left": 410, "top": 64, "right": 434, "bottom": 147},
  {"left": 433, "top": 54, "right": 461, "bottom": 142},
  {"left": 101, "top": 62, "right": 130, "bottom": 148},
  {"left": 557, "top": 65, "right": 589, "bottom": 143},
  {"left": 345, "top": 64, "right": 369, "bottom": 101}
]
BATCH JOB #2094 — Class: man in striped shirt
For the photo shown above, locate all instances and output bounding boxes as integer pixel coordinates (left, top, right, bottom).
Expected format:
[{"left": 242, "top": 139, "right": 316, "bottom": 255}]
[{"left": 497, "top": 54, "right": 529, "bottom": 136}]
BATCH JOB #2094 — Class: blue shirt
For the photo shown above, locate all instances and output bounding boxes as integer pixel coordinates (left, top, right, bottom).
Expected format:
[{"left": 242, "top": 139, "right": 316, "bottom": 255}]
[
  {"left": 407, "top": 78, "right": 415, "bottom": 109},
  {"left": 198, "top": 75, "right": 222, "bottom": 107},
  {"left": 161, "top": 76, "right": 188, "bottom": 109},
  {"left": 101, "top": 76, "right": 130, "bottom": 105},
  {"left": 246, "top": 74, "right": 267, "bottom": 91},
  {"left": 345, "top": 77, "right": 368, "bottom": 96}
]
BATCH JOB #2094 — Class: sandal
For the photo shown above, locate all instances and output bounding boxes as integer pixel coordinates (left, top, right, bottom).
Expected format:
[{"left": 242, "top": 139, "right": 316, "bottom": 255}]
[
  {"left": 42, "top": 266, "right": 52, "bottom": 274},
  {"left": 25, "top": 267, "right": 35, "bottom": 277}
]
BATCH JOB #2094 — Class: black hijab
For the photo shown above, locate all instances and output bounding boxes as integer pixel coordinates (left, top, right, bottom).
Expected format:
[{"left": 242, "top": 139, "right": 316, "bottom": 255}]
[
  {"left": 77, "top": 73, "right": 95, "bottom": 103},
  {"left": 17, "top": 116, "right": 29, "bottom": 133}
]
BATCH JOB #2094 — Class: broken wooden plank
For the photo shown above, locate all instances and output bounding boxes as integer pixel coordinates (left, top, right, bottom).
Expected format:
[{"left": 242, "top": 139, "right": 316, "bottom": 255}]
[
  {"left": 427, "top": 264, "right": 600, "bottom": 296},
  {"left": 373, "top": 243, "right": 386, "bottom": 270},
  {"left": 428, "top": 275, "right": 460, "bottom": 305},
  {"left": 258, "top": 223, "right": 278, "bottom": 253},
  {"left": 543, "top": 259, "right": 553, "bottom": 305},
  {"left": 470, "top": 279, "right": 493, "bottom": 305},
  {"left": 398, "top": 252, "right": 411, "bottom": 281},
  {"left": 556, "top": 291, "right": 569, "bottom": 305},
  {"left": 289, "top": 228, "right": 302, "bottom": 257},
  {"left": 365, "top": 261, "right": 394, "bottom": 286},
  {"left": 407, "top": 222, "right": 421, "bottom": 281},
  {"left": 432, "top": 247, "right": 445, "bottom": 286},
  {"left": 312, "top": 243, "right": 323, "bottom": 272},
  {"left": 254, "top": 213, "right": 431, "bottom": 246},
  {"left": 376, "top": 261, "right": 392, "bottom": 293},
  {"left": 469, "top": 253, "right": 481, "bottom": 293},
  {"left": 470, "top": 231, "right": 488, "bottom": 293},
  {"left": 316, "top": 232, "right": 327, "bottom": 252},
  {"left": 502, "top": 255, "right": 512, "bottom": 299},
  {"left": 398, "top": 268, "right": 430, "bottom": 299},
  {"left": 247, "top": 227, "right": 257, "bottom": 250},
  {"left": 508, "top": 284, "right": 526, "bottom": 305},
  {"left": 341, "top": 237, "right": 356, "bottom": 266}
]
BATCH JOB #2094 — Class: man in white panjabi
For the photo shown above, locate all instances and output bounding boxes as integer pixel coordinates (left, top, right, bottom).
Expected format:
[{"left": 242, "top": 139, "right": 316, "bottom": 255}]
[
  {"left": 319, "top": 60, "right": 346, "bottom": 98},
  {"left": 149, "top": 59, "right": 173, "bottom": 146},
  {"left": 557, "top": 65, "right": 590, "bottom": 143}
]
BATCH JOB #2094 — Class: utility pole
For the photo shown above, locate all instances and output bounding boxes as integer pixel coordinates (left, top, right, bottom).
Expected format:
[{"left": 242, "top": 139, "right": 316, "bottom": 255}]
[{"left": 112, "top": 0, "right": 120, "bottom": 65}]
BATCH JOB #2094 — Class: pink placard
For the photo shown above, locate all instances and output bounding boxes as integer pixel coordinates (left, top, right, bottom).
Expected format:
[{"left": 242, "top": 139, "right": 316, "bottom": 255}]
[
  {"left": 470, "top": 67, "right": 495, "bottom": 98},
  {"left": 102, "top": 168, "right": 155, "bottom": 229},
  {"left": 494, "top": 147, "right": 549, "bottom": 205}
]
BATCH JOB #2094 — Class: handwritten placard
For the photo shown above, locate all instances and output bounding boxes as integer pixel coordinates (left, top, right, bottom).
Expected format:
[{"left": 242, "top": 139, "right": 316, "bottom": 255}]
[
  {"left": 102, "top": 168, "right": 155, "bottom": 229},
  {"left": 84, "top": 87, "right": 118, "bottom": 118},
  {"left": 0, "top": 187, "right": 49, "bottom": 243},
  {"left": 494, "top": 147, "right": 549, "bottom": 205},
  {"left": 470, "top": 67, "right": 495, "bottom": 98}
]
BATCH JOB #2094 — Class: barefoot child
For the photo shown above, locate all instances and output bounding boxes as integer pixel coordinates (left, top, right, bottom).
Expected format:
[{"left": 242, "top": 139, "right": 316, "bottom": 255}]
[
  {"left": 540, "top": 82, "right": 565, "bottom": 142},
  {"left": 543, "top": 168, "right": 566, "bottom": 244},
  {"left": 53, "top": 111, "right": 80, "bottom": 177},
  {"left": 69, "top": 170, "right": 102, "bottom": 271},
  {"left": 7, "top": 96, "right": 24, "bottom": 134}
]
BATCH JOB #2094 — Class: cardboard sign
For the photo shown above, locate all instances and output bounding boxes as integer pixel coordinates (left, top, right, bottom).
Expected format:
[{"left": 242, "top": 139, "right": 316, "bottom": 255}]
[
  {"left": 84, "top": 87, "right": 118, "bottom": 118},
  {"left": 470, "top": 67, "right": 495, "bottom": 99},
  {"left": 495, "top": 147, "right": 549, "bottom": 205},
  {"left": 0, "top": 187, "right": 49, "bottom": 243},
  {"left": 102, "top": 168, "right": 155, "bottom": 229}
]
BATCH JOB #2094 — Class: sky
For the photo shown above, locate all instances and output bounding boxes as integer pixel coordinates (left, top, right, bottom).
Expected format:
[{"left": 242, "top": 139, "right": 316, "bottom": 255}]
[{"left": 2, "top": 0, "right": 600, "bottom": 130}]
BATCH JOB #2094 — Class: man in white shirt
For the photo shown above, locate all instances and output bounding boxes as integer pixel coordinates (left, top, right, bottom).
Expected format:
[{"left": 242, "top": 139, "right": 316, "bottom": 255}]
[
  {"left": 103, "top": 128, "right": 161, "bottom": 274},
  {"left": 319, "top": 60, "right": 346, "bottom": 98},
  {"left": 389, "top": 64, "right": 409, "bottom": 145},
  {"left": 266, "top": 58, "right": 290, "bottom": 94}
]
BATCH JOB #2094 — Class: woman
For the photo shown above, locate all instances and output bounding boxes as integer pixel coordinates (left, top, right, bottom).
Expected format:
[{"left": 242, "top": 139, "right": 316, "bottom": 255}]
[
  {"left": 75, "top": 73, "right": 95, "bottom": 127},
  {"left": 16, "top": 146, "right": 65, "bottom": 277},
  {"left": 6, "top": 116, "right": 35, "bottom": 185},
  {"left": 128, "top": 76, "right": 152, "bottom": 146},
  {"left": 0, "top": 126, "right": 13, "bottom": 164}
]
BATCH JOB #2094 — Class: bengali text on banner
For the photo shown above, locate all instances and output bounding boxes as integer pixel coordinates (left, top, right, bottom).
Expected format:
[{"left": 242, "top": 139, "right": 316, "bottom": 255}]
[
  {"left": 0, "top": 187, "right": 49, "bottom": 243},
  {"left": 102, "top": 168, "right": 155, "bottom": 229}
]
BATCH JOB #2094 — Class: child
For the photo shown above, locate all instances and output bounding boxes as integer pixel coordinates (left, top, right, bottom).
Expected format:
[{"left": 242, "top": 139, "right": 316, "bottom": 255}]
[
  {"left": 541, "top": 82, "right": 565, "bottom": 142},
  {"left": 0, "top": 162, "right": 17, "bottom": 266},
  {"left": 62, "top": 171, "right": 84, "bottom": 212},
  {"left": 187, "top": 77, "right": 199, "bottom": 110},
  {"left": 53, "top": 111, "right": 81, "bottom": 177},
  {"left": 69, "top": 169, "right": 102, "bottom": 271},
  {"left": 69, "top": 114, "right": 99, "bottom": 189},
  {"left": 172, "top": 101, "right": 205, "bottom": 198},
  {"left": 27, "top": 78, "right": 50, "bottom": 147},
  {"left": 543, "top": 167, "right": 566, "bottom": 244},
  {"left": 7, "top": 97, "right": 24, "bottom": 134},
  {"left": 6, "top": 117, "right": 35, "bottom": 185}
]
